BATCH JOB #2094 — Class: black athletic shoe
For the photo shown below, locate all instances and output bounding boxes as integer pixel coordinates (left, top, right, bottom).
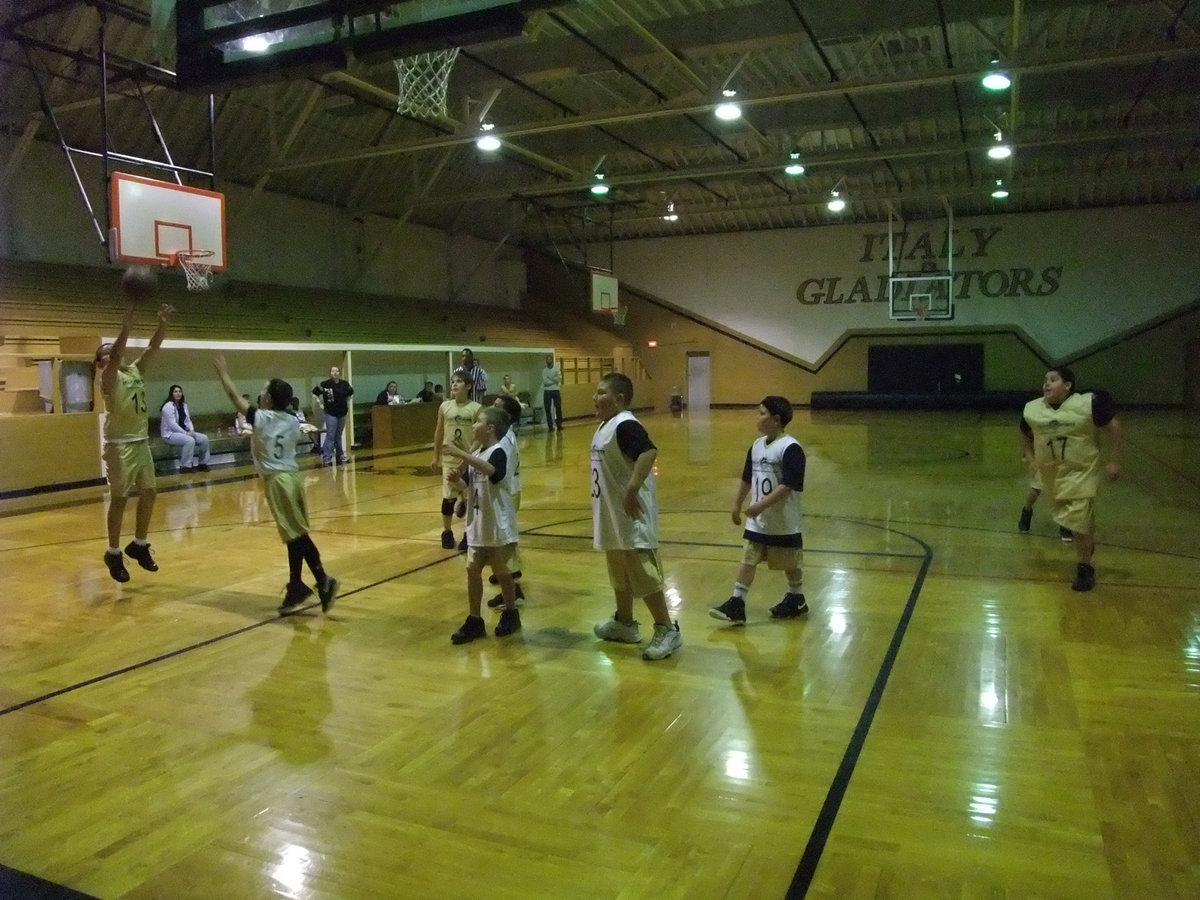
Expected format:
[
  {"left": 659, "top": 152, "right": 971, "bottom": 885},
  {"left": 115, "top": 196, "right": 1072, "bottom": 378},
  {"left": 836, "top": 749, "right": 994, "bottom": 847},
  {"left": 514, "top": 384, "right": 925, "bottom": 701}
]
[
  {"left": 488, "top": 569, "right": 522, "bottom": 586},
  {"left": 769, "top": 592, "right": 809, "bottom": 619},
  {"left": 1072, "top": 563, "right": 1096, "bottom": 592},
  {"left": 124, "top": 541, "right": 158, "bottom": 572},
  {"left": 279, "top": 582, "right": 314, "bottom": 614},
  {"left": 440, "top": 530, "right": 455, "bottom": 550},
  {"left": 454, "top": 498, "right": 466, "bottom": 518},
  {"left": 1018, "top": 506, "right": 1033, "bottom": 533},
  {"left": 495, "top": 607, "right": 522, "bottom": 637},
  {"left": 1059, "top": 526, "right": 1074, "bottom": 543},
  {"left": 457, "top": 534, "right": 468, "bottom": 551},
  {"left": 487, "top": 582, "right": 526, "bottom": 609},
  {"left": 318, "top": 575, "right": 340, "bottom": 612},
  {"left": 104, "top": 551, "right": 130, "bottom": 583},
  {"left": 709, "top": 596, "right": 747, "bottom": 625},
  {"left": 196, "top": 464, "right": 210, "bottom": 473},
  {"left": 451, "top": 615, "right": 487, "bottom": 645}
]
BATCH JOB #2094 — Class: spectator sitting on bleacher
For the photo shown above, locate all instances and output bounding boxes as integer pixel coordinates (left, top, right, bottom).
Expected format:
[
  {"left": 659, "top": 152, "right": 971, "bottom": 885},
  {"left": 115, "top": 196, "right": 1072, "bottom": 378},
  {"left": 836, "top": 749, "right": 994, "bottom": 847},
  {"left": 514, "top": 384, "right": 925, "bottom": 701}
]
[
  {"left": 500, "top": 374, "right": 529, "bottom": 417},
  {"left": 291, "top": 396, "right": 320, "bottom": 453},
  {"left": 160, "top": 384, "right": 211, "bottom": 473},
  {"left": 376, "top": 381, "right": 404, "bottom": 406},
  {"left": 234, "top": 395, "right": 254, "bottom": 435},
  {"left": 413, "top": 381, "right": 437, "bottom": 403}
]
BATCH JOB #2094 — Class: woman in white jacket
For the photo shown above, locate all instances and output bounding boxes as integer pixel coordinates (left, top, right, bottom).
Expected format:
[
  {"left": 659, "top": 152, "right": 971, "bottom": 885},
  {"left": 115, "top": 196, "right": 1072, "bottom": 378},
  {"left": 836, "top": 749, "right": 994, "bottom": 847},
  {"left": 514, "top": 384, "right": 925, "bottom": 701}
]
[{"left": 160, "top": 384, "right": 211, "bottom": 473}]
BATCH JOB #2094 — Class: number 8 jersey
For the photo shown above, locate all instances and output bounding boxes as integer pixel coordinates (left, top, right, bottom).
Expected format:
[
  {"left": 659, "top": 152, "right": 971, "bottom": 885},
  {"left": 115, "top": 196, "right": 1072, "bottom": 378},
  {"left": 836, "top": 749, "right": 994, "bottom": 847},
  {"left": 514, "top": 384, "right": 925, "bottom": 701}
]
[{"left": 742, "top": 434, "right": 805, "bottom": 545}]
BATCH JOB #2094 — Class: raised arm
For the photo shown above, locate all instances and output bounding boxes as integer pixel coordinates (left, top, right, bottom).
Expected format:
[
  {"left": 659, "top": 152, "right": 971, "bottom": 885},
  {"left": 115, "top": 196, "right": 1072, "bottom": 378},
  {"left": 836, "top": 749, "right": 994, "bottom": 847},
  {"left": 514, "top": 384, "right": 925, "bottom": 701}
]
[
  {"left": 213, "top": 355, "right": 251, "bottom": 416},
  {"left": 134, "top": 303, "right": 175, "bottom": 374},
  {"left": 99, "top": 305, "right": 137, "bottom": 396}
]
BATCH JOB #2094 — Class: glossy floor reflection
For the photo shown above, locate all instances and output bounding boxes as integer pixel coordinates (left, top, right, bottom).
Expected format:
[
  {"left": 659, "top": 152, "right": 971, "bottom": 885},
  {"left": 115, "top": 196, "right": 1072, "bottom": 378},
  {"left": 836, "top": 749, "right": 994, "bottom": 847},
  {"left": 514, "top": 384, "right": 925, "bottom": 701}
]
[{"left": 1, "top": 409, "right": 1197, "bottom": 898}]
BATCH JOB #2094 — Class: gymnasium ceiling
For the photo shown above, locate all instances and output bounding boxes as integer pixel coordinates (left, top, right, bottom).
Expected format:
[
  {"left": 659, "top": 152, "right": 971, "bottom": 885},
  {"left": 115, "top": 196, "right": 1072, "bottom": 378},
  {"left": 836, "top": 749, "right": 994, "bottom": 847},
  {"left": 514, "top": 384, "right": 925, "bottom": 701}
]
[{"left": 2, "top": 1, "right": 1198, "bottom": 258}]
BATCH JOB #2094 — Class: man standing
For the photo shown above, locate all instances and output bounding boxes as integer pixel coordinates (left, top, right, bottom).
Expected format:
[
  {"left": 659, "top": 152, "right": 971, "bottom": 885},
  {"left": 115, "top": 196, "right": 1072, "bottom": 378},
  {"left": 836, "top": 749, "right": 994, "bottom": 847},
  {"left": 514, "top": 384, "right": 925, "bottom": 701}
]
[
  {"left": 454, "top": 349, "right": 488, "bottom": 403},
  {"left": 540, "top": 352, "right": 563, "bottom": 430},
  {"left": 312, "top": 364, "right": 354, "bottom": 466}
]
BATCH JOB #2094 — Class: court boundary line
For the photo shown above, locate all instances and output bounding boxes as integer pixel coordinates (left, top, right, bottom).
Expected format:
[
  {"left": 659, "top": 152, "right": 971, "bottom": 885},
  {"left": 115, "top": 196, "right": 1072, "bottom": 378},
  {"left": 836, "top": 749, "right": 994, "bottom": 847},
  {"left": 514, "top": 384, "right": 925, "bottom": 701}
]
[
  {"left": 787, "top": 521, "right": 933, "bottom": 898},
  {"left": 0, "top": 554, "right": 459, "bottom": 719}
]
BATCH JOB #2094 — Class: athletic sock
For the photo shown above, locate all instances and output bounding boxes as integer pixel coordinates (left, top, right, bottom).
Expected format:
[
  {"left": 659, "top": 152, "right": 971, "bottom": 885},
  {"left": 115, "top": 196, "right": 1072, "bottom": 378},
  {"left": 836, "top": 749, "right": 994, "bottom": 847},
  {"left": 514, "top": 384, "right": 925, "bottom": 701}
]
[
  {"left": 132, "top": 537, "right": 148, "bottom": 546},
  {"left": 732, "top": 582, "right": 750, "bottom": 599}
]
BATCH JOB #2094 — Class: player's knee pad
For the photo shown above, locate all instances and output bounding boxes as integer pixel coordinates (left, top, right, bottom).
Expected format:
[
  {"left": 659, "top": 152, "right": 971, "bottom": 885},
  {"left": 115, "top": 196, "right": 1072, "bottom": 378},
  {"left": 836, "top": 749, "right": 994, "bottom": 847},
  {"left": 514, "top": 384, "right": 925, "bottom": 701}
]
[{"left": 441, "top": 498, "right": 456, "bottom": 516}]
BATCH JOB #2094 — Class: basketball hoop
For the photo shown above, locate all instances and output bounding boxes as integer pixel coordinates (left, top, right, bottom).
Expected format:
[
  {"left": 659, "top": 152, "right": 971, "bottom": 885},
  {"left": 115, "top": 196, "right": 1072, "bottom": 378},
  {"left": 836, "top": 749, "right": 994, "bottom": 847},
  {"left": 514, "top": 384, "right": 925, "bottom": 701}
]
[
  {"left": 172, "top": 249, "right": 215, "bottom": 292},
  {"left": 394, "top": 48, "right": 460, "bottom": 120},
  {"left": 912, "top": 301, "right": 928, "bottom": 321}
]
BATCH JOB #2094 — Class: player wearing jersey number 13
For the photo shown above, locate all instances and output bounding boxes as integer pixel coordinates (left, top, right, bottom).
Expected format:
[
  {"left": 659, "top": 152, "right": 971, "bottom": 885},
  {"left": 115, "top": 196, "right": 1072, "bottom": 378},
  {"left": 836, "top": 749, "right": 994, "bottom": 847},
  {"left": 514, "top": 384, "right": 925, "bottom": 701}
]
[{"left": 1020, "top": 366, "right": 1122, "bottom": 591}]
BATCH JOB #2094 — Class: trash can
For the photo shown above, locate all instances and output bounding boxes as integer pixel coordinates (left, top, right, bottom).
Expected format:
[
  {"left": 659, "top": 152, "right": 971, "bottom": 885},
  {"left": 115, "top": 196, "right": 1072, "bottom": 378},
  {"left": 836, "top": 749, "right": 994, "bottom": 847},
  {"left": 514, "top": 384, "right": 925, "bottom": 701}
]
[
  {"left": 669, "top": 386, "right": 684, "bottom": 413},
  {"left": 61, "top": 360, "right": 95, "bottom": 412}
]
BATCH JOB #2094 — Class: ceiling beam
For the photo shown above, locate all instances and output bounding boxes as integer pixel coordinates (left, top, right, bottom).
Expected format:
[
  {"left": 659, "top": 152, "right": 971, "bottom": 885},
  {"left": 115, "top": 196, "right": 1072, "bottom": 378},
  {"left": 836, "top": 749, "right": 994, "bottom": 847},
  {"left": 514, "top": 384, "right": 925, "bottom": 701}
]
[{"left": 261, "top": 39, "right": 1200, "bottom": 176}]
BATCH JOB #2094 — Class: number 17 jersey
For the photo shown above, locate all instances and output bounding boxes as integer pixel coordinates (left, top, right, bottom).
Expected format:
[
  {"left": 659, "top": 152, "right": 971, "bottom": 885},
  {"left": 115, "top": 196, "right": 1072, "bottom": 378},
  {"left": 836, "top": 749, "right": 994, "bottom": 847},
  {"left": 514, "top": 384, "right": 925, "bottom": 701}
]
[{"left": 742, "top": 434, "right": 805, "bottom": 546}]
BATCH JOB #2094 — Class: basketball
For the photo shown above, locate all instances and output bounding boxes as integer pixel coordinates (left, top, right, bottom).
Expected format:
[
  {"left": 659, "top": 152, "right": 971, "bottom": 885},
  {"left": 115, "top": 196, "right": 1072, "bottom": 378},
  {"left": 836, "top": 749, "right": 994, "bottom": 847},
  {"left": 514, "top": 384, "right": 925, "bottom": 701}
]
[{"left": 121, "top": 264, "right": 158, "bottom": 300}]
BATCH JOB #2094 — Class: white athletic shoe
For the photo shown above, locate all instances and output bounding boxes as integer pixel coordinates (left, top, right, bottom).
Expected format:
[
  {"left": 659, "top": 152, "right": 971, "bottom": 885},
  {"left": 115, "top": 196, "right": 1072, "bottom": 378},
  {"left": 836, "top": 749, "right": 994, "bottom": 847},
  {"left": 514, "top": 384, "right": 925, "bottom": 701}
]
[
  {"left": 642, "top": 622, "right": 682, "bottom": 661},
  {"left": 594, "top": 615, "right": 642, "bottom": 644}
]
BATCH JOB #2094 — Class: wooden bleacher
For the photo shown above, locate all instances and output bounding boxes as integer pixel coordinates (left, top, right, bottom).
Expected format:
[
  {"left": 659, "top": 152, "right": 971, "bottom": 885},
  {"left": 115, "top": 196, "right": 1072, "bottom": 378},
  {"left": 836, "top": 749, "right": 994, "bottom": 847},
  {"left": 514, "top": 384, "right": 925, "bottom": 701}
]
[{"left": 0, "top": 259, "right": 606, "bottom": 357}]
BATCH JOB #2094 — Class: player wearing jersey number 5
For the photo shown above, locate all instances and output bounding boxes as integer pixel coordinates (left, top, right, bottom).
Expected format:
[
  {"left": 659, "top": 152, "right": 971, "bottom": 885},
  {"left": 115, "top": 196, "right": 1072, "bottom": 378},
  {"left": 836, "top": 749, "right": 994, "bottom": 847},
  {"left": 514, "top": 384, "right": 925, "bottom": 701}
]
[
  {"left": 590, "top": 373, "right": 681, "bottom": 661},
  {"left": 1020, "top": 366, "right": 1122, "bottom": 591},
  {"left": 215, "top": 356, "right": 340, "bottom": 615},
  {"left": 710, "top": 396, "right": 808, "bottom": 625}
]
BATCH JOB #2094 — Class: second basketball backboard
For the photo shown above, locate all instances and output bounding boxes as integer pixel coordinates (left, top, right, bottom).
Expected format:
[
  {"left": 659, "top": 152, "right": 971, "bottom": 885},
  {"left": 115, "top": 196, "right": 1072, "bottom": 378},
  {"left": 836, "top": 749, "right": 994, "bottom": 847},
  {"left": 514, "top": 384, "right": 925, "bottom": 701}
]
[{"left": 110, "top": 173, "right": 227, "bottom": 269}]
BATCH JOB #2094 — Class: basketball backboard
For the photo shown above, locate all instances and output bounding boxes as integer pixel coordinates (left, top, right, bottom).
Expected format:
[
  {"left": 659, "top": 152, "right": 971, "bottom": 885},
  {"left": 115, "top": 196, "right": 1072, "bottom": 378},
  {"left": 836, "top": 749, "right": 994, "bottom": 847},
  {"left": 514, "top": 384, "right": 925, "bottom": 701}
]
[
  {"left": 590, "top": 269, "right": 618, "bottom": 312},
  {"left": 172, "top": 0, "right": 548, "bottom": 90},
  {"left": 110, "top": 173, "right": 227, "bottom": 269}
]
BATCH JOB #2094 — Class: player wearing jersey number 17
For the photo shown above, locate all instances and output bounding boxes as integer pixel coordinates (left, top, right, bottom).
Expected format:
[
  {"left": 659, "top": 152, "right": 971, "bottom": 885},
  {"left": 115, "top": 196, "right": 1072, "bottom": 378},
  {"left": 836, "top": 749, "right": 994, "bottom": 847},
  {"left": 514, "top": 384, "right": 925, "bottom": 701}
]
[
  {"left": 1019, "top": 366, "right": 1122, "bottom": 591},
  {"left": 710, "top": 396, "right": 808, "bottom": 626}
]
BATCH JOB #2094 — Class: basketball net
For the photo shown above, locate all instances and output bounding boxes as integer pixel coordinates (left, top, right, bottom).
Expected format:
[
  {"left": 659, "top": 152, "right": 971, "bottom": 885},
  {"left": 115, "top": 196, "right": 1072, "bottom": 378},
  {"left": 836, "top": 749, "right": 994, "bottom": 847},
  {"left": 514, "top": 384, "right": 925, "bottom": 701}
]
[
  {"left": 912, "top": 302, "right": 927, "bottom": 321},
  {"left": 172, "top": 249, "right": 214, "bottom": 292},
  {"left": 394, "top": 48, "right": 459, "bottom": 119}
]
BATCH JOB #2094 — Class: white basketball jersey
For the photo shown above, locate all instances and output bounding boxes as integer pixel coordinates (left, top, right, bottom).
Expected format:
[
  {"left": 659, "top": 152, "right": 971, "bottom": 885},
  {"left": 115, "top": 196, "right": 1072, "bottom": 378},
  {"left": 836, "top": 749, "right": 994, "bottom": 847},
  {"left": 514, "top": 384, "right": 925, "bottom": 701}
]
[
  {"left": 590, "top": 410, "right": 658, "bottom": 550},
  {"left": 466, "top": 443, "right": 518, "bottom": 547},
  {"left": 250, "top": 408, "right": 300, "bottom": 474},
  {"left": 744, "top": 434, "right": 804, "bottom": 539}
]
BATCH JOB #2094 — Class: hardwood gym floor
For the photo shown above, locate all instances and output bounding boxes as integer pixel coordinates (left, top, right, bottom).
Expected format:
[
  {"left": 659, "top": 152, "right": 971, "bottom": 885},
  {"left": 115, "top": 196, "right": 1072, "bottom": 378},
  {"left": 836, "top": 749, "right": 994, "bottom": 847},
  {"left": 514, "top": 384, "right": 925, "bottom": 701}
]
[{"left": 1, "top": 408, "right": 1197, "bottom": 899}]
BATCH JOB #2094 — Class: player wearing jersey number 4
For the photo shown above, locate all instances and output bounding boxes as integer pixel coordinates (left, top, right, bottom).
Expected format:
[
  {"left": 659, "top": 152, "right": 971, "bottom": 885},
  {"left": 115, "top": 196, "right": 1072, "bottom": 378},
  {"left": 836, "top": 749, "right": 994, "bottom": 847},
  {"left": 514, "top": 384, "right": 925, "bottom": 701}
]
[
  {"left": 1020, "top": 366, "right": 1122, "bottom": 591},
  {"left": 710, "top": 396, "right": 808, "bottom": 626}
]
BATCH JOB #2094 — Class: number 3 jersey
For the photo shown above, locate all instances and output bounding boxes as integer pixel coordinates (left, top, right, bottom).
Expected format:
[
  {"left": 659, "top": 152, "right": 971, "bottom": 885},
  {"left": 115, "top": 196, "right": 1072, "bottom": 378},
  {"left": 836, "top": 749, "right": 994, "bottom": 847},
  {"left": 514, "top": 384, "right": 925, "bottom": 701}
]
[
  {"left": 248, "top": 407, "right": 300, "bottom": 475},
  {"left": 741, "top": 434, "right": 806, "bottom": 546},
  {"left": 590, "top": 410, "right": 658, "bottom": 551},
  {"left": 1022, "top": 391, "right": 1114, "bottom": 500}
]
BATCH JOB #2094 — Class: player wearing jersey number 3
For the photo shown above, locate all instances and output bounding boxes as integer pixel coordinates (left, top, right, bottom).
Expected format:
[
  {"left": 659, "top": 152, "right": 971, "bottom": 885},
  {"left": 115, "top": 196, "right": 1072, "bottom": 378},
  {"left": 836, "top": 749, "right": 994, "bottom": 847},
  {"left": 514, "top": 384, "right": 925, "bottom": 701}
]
[{"left": 1020, "top": 366, "right": 1122, "bottom": 591}]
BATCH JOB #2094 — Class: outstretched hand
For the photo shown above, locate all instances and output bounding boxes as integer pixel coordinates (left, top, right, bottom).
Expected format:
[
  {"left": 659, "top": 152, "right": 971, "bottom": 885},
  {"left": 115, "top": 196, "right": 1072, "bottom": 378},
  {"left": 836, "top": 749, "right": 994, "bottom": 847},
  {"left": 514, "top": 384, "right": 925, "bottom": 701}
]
[{"left": 157, "top": 303, "right": 176, "bottom": 323}]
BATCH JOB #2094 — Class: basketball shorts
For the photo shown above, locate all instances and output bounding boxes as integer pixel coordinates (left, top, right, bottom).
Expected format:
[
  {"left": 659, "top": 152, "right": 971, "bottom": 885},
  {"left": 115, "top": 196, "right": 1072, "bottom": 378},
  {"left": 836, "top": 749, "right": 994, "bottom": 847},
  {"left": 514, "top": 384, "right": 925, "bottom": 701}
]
[
  {"left": 740, "top": 540, "right": 803, "bottom": 572},
  {"left": 466, "top": 543, "right": 516, "bottom": 573},
  {"left": 262, "top": 470, "right": 311, "bottom": 542},
  {"left": 1051, "top": 496, "right": 1094, "bottom": 537},
  {"left": 104, "top": 440, "right": 156, "bottom": 497},
  {"left": 605, "top": 548, "right": 665, "bottom": 597}
]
